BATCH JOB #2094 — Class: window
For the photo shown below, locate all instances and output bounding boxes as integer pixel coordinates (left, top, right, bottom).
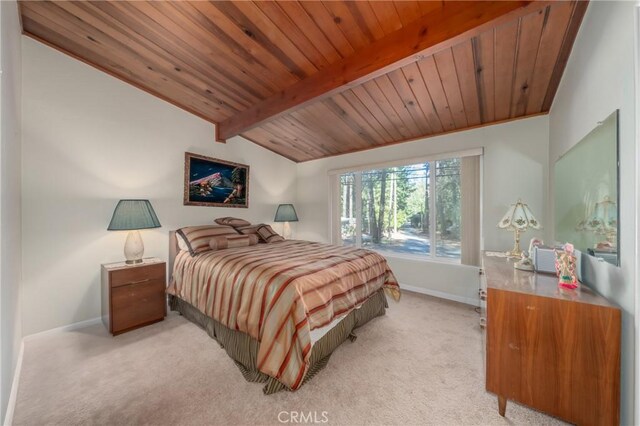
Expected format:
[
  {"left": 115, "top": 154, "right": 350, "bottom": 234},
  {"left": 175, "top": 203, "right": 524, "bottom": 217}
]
[{"left": 337, "top": 158, "right": 461, "bottom": 261}]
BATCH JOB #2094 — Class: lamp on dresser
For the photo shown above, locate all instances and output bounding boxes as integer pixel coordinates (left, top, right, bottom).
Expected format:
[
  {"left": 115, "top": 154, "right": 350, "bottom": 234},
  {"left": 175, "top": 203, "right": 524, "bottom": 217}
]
[
  {"left": 274, "top": 203, "right": 298, "bottom": 239},
  {"left": 107, "top": 199, "right": 161, "bottom": 264},
  {"left": 497, "top": 199, "right": 541, "bottom": 258}
]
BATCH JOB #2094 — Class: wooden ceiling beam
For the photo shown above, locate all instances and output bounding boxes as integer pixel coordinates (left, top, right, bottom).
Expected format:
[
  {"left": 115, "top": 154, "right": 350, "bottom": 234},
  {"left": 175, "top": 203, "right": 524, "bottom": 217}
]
[{"left": 216, "top": 0, "right": 551, "bottom": 141}]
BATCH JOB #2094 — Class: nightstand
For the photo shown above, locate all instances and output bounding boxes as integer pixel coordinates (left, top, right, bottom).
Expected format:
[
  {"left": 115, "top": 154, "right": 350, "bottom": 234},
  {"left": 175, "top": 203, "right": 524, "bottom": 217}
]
[{"left": 101, "top": 257, "right": 166, "bottom": 335}]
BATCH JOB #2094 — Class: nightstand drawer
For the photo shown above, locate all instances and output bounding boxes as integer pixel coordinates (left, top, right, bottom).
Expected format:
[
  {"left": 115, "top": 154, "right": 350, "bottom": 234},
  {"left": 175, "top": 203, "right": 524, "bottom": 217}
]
[
  {"left": 110, "top": 263, "right": 165, "bottom": 287},
  {"left": 111, "top": 279, "right": 165, "bottom": 333}
]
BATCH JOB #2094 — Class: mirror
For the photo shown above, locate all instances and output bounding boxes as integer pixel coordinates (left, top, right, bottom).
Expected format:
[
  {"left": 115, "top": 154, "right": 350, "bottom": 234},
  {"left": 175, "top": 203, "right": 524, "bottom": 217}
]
[{"left": 554, "top": 110, "right": 619, "bottom": 266}]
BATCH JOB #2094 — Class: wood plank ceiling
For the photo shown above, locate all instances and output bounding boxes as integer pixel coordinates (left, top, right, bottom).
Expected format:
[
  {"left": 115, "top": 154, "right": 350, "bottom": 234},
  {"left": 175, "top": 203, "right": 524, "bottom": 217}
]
[{"left": 19, "top": 1, "right": 587, "bottom": 162}]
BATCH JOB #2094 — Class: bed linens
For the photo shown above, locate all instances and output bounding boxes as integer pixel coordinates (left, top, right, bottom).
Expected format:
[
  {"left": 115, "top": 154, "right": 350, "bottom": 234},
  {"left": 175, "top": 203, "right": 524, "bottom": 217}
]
[{"left": 168, "top": 240, "right": 399, "bottom": 390}]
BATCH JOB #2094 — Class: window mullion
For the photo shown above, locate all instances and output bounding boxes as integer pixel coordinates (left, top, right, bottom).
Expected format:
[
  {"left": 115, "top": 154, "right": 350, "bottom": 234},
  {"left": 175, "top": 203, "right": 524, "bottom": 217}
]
[
  {"left": 430, "top": 161, "right": 436, "bottom": 259},
  {"left": 355, "top": 172, "right": 363, "bottom": 248}
]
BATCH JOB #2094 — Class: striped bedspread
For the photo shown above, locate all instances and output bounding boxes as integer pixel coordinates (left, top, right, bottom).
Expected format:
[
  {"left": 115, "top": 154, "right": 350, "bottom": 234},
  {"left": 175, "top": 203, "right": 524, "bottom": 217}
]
[{"left": 168, "top": 240, "right": 400, "bottom": 391}]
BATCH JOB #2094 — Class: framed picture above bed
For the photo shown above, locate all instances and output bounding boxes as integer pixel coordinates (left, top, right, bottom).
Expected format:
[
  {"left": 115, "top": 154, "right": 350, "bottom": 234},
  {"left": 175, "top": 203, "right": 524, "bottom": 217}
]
[{"left": 183, "top": 152, "right": 249, "bottom": 208}]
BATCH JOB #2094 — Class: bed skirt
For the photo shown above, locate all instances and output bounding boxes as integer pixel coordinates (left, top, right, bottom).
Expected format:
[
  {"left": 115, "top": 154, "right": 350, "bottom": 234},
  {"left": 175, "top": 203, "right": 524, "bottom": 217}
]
[{"left": 168, "top": 288, "right": 389, "bottom": 394}]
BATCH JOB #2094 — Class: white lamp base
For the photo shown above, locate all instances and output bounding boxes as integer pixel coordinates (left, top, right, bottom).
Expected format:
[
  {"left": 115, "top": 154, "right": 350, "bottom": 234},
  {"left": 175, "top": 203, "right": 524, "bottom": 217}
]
[
  {"left": 282, "top": 221, "right": 292, "bottom": 239},
  {"left": 124, "top": 230, "right": 144, "bottom": 264}
]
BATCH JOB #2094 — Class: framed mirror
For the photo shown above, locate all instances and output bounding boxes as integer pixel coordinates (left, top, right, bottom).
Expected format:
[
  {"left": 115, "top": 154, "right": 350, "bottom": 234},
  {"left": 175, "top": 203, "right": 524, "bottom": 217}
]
[{"left": 554, "top": 110, "right": 619, "bottom": 266}]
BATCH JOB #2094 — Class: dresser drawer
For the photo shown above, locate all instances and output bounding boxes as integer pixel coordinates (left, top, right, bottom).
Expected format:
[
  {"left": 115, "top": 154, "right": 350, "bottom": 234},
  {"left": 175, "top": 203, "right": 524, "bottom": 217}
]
[
  {"left": 111, "top": 279, "right": 166, "bottom": 333},
  {"left": 110, "top": 263, "right": 165, "bottom": 287}
]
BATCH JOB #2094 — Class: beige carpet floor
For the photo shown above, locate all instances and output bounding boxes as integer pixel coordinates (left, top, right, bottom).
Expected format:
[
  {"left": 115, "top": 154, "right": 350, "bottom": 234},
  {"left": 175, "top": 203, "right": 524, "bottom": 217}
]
[{"left": 12, "top": 291, "right": 565, "bottom": 426}]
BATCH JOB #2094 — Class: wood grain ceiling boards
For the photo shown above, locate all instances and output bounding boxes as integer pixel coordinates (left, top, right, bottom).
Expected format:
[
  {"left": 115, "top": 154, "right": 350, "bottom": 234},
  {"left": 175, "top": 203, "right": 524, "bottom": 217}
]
[
  {"left": 19, "top": 1, "right": 587, "bottom": 162},
  {"left": 244, "top": 1, "right": 587, "bottom": 161}
]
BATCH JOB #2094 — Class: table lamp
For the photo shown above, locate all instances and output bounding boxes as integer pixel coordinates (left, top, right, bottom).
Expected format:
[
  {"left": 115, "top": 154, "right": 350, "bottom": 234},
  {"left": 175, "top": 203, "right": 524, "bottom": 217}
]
[
  {"left": 497, "top": 199, "right": 541, "bottom": 258},
  {"left": 274, "top": 203, "right": 298, "bottom": 239},
  {"left": 107, "top": 199, "right": 161, "bottom": 264}
]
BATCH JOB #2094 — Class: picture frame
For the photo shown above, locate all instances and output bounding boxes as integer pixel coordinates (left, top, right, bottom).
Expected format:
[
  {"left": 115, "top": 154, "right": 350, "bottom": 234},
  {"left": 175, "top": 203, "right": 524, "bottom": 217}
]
[{"left": 183, "top": 152, "right": 250, "bottom": 208}]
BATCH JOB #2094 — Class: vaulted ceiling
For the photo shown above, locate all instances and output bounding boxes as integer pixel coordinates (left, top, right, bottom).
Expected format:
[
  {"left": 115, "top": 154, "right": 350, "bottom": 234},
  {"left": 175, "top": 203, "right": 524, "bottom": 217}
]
[{"left": 19, "top": 1, "right": 587, "bottom": 162}]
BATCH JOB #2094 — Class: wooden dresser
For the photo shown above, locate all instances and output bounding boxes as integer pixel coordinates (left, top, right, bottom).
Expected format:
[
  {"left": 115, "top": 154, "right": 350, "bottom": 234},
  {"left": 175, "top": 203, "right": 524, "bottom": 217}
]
[
  {"left": 481, "top": 253, "right": 620, "bottom": 425},
  {"left": 101, "top": 258, "right": 166, "bottom": 335}
]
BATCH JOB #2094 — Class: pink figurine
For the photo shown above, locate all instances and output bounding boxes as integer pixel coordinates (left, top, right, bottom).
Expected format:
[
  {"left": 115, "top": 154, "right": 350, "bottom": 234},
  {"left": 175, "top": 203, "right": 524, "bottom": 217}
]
[{"left": 555, "top": 243, "right": 579, "bottom": 289}]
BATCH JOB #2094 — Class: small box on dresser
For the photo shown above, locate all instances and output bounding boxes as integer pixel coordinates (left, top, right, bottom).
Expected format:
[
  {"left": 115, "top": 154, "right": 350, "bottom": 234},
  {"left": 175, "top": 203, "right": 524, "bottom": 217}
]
[{"left": 101, "top": 258, "right": 167, "bottom": 335}]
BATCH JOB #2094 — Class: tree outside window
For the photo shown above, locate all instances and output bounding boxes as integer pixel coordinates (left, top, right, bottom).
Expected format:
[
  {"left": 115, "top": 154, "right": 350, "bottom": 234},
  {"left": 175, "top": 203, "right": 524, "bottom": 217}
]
[{"left": 338, "top": 158, "right": 461, "bottom": 261}]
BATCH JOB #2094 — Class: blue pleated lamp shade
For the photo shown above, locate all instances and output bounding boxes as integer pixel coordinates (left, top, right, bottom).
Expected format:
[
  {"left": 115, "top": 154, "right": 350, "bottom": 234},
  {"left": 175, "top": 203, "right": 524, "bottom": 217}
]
[
  {"left": 107, "top": 200, "right": 161, "bottom": 231},
  {"left": 274, "top": 204, "right": 299, "bottom": 222}
]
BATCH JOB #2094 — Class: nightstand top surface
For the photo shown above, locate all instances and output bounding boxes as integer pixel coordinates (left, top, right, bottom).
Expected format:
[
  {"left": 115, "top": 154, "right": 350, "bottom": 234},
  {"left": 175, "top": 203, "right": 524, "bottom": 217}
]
[{"left": 102, "top": 257, "right": 164, "bottom": 271}]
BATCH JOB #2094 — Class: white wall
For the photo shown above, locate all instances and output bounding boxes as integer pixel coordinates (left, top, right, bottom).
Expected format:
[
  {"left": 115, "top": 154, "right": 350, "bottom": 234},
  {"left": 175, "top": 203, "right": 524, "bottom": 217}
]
[
  {"left": 548, "top": 2, "right": 636, "bottom": 424},
  {"left": 21, "top": 38, "right": 297, "bottom": 336},
  {"left": 296, "top": 116, "right": 549, "bottom": 303},
  {"left": 0, "top": 0, "right": 22, "bottom": 421}
]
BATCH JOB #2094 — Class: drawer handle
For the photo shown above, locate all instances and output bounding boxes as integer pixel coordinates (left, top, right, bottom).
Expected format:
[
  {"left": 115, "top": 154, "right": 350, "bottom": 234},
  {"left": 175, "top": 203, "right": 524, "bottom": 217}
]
[{"left": 122, "top": 278, "right": 151, "bottom": 287}]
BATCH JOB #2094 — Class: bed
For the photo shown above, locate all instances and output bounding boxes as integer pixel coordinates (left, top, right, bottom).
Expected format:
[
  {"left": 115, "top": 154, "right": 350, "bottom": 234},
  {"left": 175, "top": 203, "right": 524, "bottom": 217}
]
[{"left": 167, "top": 229, "right": 400, "bottom": 394}]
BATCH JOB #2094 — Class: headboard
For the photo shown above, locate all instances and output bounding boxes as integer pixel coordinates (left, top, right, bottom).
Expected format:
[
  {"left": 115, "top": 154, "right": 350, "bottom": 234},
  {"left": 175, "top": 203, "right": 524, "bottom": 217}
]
[{"left": 168, "top": 230, "right": 180, "bottom": 281}]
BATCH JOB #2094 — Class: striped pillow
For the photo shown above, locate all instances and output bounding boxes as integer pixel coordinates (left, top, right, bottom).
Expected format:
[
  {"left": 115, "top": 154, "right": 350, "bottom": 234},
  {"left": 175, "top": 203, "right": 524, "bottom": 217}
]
[
  {"left": 214, "top": 217, "right": 251, "bottom": 227},
  {"left": 209, "top": 234, "right": 259, "bottom": 251},
  {"left": 235, "top": 224, "right": 261, "bottom": 237},
  {"left": 177, "top": 225, "right": 239, "bottom": 256},
  {"left": 256, "top": 224, "right": 285, "bottom": 243}
]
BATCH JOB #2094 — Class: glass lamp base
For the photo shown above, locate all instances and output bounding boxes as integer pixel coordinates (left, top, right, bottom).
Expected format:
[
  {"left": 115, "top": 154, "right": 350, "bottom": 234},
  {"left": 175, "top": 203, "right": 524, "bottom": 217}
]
[{"left": 125, "top": 259, "right": 143, "bottom": 265}]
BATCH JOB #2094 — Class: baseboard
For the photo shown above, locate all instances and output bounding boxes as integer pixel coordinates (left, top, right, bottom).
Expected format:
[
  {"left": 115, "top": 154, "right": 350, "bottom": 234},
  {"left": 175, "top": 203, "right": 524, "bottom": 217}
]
[
  {"left": 3, "top": 340, "right": 24, "bottom": 426},
  {"left": 400, "top": 283, "right": 480, "bottom": 307},
  {"left": 23, "top": 316, "right": 102, "bottom": 342}
]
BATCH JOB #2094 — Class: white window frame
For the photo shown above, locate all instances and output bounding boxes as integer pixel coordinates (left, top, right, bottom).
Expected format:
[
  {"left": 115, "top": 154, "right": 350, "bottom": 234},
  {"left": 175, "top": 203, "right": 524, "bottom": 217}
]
[{"left": 329, "top": 148, "right": 482, "bottom": 263}]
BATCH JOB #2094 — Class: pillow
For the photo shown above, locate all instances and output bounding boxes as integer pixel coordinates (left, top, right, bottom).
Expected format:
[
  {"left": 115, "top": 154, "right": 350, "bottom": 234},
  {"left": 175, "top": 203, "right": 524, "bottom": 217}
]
[
  {"left": 235, "top": 224, "right": 261, "bottom": 236},
  {"left": 256, "top": 224, "right": 285, "bottom": 243},
  {"left": 176, "top": 233, "right": 190, "bottom": 252},
  {"left": 214, "top": 217, "right": 251, "bottom": 228},
  {"left": 176, "top": 225, "right": 239, "bottom": 256},
  {"left": 209, "top": 234, "right": 259, "bottom": 251}
]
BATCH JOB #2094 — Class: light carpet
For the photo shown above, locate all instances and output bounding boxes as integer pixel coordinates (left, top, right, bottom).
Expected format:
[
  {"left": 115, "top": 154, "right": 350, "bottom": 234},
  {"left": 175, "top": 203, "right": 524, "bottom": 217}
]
[{"left": 13, "top": 291, "right": 564, "bottom": 425}]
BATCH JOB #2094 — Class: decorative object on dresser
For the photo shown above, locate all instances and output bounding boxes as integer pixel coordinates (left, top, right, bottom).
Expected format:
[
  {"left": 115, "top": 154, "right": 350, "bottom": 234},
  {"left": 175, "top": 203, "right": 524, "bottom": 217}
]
[
  {"left": 513, "top": 238, "right": 543, "bottom": 271},
  {"left": 497, "top": 199, "right": 542, "bottom": 258},
  {"left": 532, "top": 245, "right": 559, "bottom": 273},
  {"left": 184, "top": 152, "right": 249, "bottom": 208},
  {"left": 555, "top": 243, "right": 579, "bottom": 289},
  {"left": 101, "top": 258, "right": 166, "bottom": 336},
  {"left": 481, "top": 253, "right": 620, "bottom": 425},
  {"left": 274, "top": 203, "right": 298, "bottom": 239},
  {"left": 107, "top": 199, "right": 161, "bottom": 264}
]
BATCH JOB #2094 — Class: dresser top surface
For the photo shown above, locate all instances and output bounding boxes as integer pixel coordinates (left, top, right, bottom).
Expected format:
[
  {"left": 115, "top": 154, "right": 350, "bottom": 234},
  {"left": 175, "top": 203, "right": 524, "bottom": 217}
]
[
  {"left": 482, "top": 253, "right": 618, "bottom": 309},
  {"left": 102, "top": 257, "right": 164, "bottom": 271}
]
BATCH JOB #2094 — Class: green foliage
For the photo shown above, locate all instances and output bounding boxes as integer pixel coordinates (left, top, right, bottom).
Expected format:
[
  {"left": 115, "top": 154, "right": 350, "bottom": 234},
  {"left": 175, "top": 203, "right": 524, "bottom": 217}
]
[{"left": 340, "top": 160, "right": 461, "bottom": 243}]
